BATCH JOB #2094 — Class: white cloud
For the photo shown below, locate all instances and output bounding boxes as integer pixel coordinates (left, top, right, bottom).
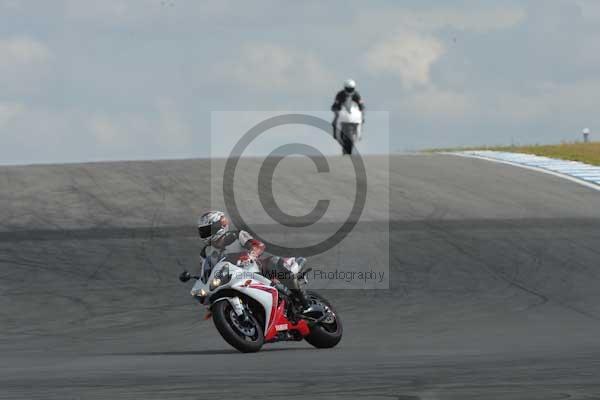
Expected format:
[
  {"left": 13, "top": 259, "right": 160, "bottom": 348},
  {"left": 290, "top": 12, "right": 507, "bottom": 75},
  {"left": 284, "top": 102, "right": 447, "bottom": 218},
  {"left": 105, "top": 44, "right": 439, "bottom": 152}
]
[
  {"left": 358, "top": 5, "right": 526, "bottom": 35},
  {"left": 575, "top": 0, "right": 600, "bottom": 21},
  {"left": 359, "top": 4, "right": 524, "bottom": 90},
  {"left": 0, "top": 102, "right": 24, "bottom": 128},
  {"left": 89, "top": 111, "right": 155, "bottom": 150},
  {"left": 64, "top": 0, "right": 153, "bottom": 25},
  {"left": 216, "top": 43, "right": 333, "bottom": 92},
  {"left": 0, "top": 36, "right": 51, "bottom": 94},
  {"left": 0, "top": 36, "right": 49, "bottom": 69},
  {"left": 155, "top": 98, "right": 193, "bottom": 150},
  {"left": 63, "top": 0, "right": 237, "bottom": 30},
  {"left": 0, "top": 104, "right": 84, "bottom": 165},
  {"left": 0, "top": 100, "right": 194, "bottom": 164},
  {"left": 488, "top": 79, "right": 600, "bottom": 122},
  {"left": 89, "top": 113, "right": 127, "bottom": 146},
  {"left": 415, "top": 6, "right": 525, "bottom": 32},
  {"left": 399, "top": 88, "right": 472, "bottom": 118},
  {"left": 0, "top": 0, "right": 22, "bottom": 11},
  {"left": 393, "top": 77, "right": 600, "bottom": 126},
  {"left": 365, "top": 32, "right": 444, "bottom": 88},
  {"left": 89, "top": 99, "right": 192, "bottom": 151}
]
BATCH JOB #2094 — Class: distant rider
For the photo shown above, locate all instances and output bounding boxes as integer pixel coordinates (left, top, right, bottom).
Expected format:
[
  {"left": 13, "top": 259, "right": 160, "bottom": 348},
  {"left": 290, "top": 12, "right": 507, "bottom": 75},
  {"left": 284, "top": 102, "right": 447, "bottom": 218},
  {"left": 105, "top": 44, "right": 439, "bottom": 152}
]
[
  {"left": 191, "top": 210, "right": 318, "bottom": 318},
  {"left": 331, "top": 79, "right": 365, "bottom": 138}
]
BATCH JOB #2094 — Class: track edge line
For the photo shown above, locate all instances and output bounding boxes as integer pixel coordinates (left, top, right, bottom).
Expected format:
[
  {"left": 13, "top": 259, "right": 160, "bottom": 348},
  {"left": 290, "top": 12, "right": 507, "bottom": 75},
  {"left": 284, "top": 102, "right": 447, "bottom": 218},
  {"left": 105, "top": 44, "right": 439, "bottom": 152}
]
[{"left": 441, "top": 152, "right": 600, "bottom": 193}]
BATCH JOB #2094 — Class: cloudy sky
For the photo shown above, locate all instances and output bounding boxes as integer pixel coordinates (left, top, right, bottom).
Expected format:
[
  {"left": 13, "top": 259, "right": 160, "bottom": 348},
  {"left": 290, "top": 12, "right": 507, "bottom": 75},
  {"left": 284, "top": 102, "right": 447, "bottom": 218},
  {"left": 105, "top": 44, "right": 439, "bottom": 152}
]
[{"left": 1, "top": 0, "right": 600, "bottom": 164}]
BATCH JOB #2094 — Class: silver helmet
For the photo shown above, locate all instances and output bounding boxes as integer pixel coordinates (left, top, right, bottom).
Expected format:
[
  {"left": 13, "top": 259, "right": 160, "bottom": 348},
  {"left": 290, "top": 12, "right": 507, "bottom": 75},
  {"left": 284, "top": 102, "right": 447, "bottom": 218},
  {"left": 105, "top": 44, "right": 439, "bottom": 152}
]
[
  {"left": 197, "top": 210, "right": 229, "bottom": 244},
  {"left": 344, "top": 79, "right": 356, "bottom": 92}
]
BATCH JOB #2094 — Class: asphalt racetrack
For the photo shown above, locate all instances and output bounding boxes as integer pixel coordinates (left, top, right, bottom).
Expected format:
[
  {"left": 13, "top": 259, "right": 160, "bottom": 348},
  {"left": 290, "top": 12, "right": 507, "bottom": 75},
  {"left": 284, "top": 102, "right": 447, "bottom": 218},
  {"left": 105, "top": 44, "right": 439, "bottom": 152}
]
[{"left": 2, "top": 154, "right": 600, "bottom": 399}]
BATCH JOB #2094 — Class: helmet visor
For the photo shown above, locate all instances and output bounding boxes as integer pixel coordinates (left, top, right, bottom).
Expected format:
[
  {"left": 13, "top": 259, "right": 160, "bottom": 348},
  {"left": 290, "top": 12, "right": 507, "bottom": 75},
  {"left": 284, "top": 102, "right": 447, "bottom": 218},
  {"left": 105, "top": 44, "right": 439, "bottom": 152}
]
[
  {"left": 198, "top": 225, "right": 213, "bottom": 239},
  {"left": 344, "top": 87, "right": 355, "bottom": 93},
  {"left": 198, "top": 221, "right": 222, "bottom": 239}
]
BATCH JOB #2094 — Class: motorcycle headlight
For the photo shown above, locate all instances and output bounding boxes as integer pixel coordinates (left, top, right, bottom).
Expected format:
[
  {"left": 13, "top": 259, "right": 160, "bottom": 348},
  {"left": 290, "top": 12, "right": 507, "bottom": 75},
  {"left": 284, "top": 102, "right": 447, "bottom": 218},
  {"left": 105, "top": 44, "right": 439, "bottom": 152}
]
[
  {"left": 209, "top": 266, "right": 231, "bottom": 290},
  {"left": 209, "top": 277, "right": 221, "bottom": 291},
  {"left": 191, "top": 288, "right": 207, "bottom": 297}
]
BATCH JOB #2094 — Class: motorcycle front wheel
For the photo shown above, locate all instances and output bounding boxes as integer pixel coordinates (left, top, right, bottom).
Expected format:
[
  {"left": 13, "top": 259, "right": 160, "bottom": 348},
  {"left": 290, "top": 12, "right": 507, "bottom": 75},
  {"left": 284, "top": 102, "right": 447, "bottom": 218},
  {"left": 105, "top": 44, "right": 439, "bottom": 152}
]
[
  {"left": 340, "top": 125, "right": 356, "bottom": 155},
  {"left": 212, "top": 300, "right": 264, "bottom": 353},
  {"left": 304, "top": 291, "right": 343, "bottom": 349}
]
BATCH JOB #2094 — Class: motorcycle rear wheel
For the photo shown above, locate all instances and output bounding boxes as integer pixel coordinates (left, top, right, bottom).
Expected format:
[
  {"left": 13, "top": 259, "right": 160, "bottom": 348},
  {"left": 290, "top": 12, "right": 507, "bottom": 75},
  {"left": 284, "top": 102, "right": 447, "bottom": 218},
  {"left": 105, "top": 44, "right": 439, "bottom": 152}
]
[
  {"left": 212, "top": 300, "right": 264, "bottom": 353},
  {"left": 304, "top": 291, "right": 343, "bottom": 349}
]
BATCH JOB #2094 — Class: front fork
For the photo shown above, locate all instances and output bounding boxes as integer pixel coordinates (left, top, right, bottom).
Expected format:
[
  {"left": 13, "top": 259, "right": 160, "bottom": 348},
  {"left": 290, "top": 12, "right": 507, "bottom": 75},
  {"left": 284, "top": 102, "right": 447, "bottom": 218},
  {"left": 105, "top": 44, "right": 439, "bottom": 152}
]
[
  {"left": 228, "top": 296, "right": 245, "bottom": 317},
  {"left": 207, "top": 296, "right": 246, "bottom": 321},
  {"left": 217, "top": 296, "right": 253, "bottom": 323},
  {"left": 211, "top": 296, "right": 245, "bottom": 316}
]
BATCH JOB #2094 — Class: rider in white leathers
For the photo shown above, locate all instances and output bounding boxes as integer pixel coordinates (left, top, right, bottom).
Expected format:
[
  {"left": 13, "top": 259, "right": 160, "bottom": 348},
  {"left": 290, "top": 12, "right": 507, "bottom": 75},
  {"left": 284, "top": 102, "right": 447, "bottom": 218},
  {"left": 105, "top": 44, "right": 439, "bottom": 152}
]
[
  {"left": 193, "top": 210, "right": 318, "bottom": 318},
  {"left": 331, "top": 79, "right": 365, "bottom": 139}
]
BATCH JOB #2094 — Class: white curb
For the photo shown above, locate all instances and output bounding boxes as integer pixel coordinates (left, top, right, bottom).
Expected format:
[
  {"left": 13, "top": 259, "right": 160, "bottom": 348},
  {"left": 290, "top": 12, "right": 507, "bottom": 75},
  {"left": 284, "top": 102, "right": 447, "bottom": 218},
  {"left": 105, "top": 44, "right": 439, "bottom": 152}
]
[{"left": 443, "top": 151, "right": 600, "bottom": 193}]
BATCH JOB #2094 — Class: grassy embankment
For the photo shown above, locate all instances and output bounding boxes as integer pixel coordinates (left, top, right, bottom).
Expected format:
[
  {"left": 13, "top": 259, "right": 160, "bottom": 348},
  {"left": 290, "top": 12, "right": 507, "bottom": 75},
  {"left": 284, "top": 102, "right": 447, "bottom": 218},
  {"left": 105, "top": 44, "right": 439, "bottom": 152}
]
[{"left": 430, "top": 142, "right": 600, "bottom": 166}]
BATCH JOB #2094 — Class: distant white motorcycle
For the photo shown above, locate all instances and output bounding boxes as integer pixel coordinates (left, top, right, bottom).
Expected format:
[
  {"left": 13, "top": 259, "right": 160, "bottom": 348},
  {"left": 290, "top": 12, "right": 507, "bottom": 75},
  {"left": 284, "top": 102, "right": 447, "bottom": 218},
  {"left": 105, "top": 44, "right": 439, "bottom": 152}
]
[
  {"left": 179, "top": 253, "right": 343, "bottom": 353},
  {"left": 334, "top": 97, "right": 363, "bottom": 155}
]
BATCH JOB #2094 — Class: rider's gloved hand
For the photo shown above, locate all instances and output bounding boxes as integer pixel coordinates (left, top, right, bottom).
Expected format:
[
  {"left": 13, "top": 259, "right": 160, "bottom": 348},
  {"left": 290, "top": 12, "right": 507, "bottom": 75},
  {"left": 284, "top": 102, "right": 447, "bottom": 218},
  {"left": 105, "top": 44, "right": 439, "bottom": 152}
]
[
  {"left": 237, "top": 251, "right": 254, "bottom": 267},
  {"left": 179, "top": 271, "right": 191, "bottom": 282}
]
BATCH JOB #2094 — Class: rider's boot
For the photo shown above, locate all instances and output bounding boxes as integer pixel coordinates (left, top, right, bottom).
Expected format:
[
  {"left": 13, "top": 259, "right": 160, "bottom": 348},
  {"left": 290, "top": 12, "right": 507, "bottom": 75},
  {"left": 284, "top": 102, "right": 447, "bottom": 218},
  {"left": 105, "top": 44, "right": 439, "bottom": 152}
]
[
  {"left": 293, "top": 288, "right": 323, "bottom": 319},
  {"left": 289, "top": 258, "right": 322, "bottom": 319},
  {"left": 272, "top": 280, "right": 314, "bottom": 317},
  {"left": 270, "top": 256, "right": 323, "bottom": 319}
]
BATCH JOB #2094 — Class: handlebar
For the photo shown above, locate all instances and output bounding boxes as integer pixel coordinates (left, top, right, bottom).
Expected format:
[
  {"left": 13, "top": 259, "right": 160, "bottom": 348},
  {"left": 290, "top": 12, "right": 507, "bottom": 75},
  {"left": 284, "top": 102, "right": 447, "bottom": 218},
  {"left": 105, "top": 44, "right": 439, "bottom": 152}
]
[{"left": 179, "top": 270, "right": 199, "bottom": 283}]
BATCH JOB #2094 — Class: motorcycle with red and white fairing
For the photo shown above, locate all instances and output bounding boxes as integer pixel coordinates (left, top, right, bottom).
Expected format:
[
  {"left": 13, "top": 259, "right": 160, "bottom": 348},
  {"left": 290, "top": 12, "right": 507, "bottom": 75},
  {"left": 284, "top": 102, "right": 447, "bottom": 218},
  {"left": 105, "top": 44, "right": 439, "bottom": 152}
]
[{"left": 179, "top": 254, "right": 342, "bottom": 353}]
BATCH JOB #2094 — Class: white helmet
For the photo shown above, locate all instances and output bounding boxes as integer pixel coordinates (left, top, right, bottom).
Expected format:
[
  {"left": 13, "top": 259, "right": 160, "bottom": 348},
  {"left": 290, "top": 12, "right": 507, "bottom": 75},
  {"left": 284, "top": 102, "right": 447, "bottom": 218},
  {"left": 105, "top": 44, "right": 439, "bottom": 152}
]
[
  {"left": 344, "top": 79, "right": 356, "bottom": 91},
  {"left": 197, "top": 210, "right": 229, "bottom": 244}
]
